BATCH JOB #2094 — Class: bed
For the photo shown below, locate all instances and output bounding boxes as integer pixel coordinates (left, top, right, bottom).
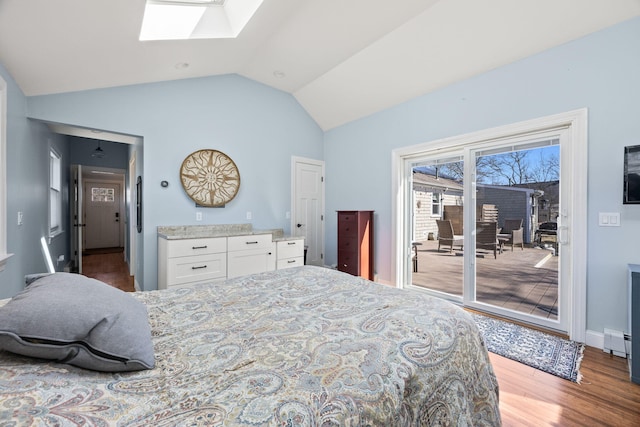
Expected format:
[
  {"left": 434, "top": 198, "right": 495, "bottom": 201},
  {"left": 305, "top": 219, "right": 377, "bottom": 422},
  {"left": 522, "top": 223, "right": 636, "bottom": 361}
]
[{"left": 0, "top": 266, "right": 500, "bottom": 426}]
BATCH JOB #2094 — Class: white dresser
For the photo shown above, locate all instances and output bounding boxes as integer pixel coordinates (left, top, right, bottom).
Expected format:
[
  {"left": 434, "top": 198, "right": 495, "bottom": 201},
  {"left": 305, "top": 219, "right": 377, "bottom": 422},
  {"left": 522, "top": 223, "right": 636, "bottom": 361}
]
[
  {"left": 158, "top": 225, "right": 304, "bottom": 289},
  {"left": 276, "top": 239, "right": 305, "bottom": 270}
]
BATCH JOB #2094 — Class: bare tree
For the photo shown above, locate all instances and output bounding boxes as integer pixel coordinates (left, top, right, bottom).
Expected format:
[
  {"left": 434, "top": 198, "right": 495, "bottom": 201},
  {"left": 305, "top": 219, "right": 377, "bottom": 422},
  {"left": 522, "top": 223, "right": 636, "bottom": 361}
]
[{"left": 421, "top": 147, "right": 560, "bottom": 186}]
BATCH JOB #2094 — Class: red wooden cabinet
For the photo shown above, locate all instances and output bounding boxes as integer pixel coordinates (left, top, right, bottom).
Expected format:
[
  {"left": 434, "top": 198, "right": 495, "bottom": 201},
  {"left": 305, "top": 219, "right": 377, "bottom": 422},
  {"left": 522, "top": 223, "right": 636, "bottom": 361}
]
[{"left": 337, "top": 210, "right": 373, "bottom": 280}]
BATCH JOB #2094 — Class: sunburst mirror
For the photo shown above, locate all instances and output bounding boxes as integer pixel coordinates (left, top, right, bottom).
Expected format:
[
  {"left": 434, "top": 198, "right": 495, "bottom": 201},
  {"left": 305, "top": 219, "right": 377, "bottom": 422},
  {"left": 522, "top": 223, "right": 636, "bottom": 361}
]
[{"left": 180, "top": 149, "right": 241, "bottom": 207}]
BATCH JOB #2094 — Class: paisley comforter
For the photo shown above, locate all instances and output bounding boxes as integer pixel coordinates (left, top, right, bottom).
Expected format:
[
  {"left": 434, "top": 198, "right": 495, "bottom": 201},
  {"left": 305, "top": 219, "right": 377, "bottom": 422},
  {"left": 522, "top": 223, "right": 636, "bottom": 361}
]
[{"left": 0, "top": 266, "right": 500, "bottom": 426}]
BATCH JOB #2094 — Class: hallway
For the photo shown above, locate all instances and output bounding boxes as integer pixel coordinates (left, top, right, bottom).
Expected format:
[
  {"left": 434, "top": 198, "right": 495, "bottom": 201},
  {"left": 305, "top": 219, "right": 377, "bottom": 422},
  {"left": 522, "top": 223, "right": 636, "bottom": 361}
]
[{"left": 82, "top": 248, "right": 134, "bottom": 292}]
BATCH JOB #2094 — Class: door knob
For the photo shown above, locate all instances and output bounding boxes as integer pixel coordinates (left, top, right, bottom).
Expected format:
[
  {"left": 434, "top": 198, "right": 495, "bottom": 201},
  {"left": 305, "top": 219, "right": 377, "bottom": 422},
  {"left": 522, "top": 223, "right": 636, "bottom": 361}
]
[{"left": 297, "top": 223, "right": 304, "bottom": 228}]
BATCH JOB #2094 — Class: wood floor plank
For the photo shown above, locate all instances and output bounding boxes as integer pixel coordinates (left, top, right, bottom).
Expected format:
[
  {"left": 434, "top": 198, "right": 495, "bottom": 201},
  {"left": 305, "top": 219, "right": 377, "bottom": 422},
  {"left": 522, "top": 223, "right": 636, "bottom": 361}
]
[{"left": 492, "top": 347, "right": 640, "bottom": 426}]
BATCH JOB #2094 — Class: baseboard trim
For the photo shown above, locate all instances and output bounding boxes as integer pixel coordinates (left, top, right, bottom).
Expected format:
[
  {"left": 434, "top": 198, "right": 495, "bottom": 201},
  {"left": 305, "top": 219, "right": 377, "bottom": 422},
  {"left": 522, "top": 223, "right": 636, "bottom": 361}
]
[
  {"left": 586, "top": 329, "right": 604, "bottom": 349},
  {"left": 134, "top": 278, "right": 141, "bottom": 292}
]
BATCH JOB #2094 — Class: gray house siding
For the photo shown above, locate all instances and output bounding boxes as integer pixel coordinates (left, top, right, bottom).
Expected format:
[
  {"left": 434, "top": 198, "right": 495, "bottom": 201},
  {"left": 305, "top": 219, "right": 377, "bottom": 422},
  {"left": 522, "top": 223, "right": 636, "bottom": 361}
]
[{"left": 476, "top": 185, "right": 535, "bottom": 243}]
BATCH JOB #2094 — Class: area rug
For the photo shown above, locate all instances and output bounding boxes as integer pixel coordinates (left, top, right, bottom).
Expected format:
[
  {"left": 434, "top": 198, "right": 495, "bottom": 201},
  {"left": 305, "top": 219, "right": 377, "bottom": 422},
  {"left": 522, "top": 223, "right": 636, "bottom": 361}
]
[{"left": 470, "top": 312, "right": 585, "bottom": 382}]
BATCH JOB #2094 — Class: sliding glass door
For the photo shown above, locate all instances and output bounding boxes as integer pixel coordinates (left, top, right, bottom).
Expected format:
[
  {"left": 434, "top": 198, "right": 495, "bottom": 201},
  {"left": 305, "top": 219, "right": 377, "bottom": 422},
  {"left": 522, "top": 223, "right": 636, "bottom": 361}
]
[
  {"left": 471, "top": 141, "right": 560, "bottom": 322},
  {"left": 411, "top": 156, "right": 465, "bottom": 300},
  {"left": 399, "top": 122, "right": 578, "bottom": 334}
]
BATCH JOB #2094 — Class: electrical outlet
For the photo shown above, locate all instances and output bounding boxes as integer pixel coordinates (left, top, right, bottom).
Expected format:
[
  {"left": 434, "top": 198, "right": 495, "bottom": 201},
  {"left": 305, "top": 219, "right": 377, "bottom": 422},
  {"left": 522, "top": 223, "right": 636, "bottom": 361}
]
[
  {"left": 246, "top": 211, "right": 252, "bottom": 220},
  {"left": 286, "top": 211, "right": 291, "bottom": 219},
  {"left": 196, "top": 212, "right": 202, "bottom": 221},
  {"left": 17, "top": 211, "right": 23, "bottom": 226}
]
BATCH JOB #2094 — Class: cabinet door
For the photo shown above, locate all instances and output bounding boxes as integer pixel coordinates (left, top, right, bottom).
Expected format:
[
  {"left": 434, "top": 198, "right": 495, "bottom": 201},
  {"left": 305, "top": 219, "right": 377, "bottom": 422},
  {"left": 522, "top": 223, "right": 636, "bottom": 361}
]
[{"left": 227, "top": 245, "right": 276, "bottom": 278}]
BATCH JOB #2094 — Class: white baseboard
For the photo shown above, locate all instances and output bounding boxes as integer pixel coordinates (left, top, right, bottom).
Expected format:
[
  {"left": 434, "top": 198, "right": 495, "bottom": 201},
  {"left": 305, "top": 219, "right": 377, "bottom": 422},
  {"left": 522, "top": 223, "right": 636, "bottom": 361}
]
[
  {"left": 585, "top": 329, "right": 604, "bottom": 350},
  {"left": 134, "top": 277, "right": 141, "bottom": 292}
]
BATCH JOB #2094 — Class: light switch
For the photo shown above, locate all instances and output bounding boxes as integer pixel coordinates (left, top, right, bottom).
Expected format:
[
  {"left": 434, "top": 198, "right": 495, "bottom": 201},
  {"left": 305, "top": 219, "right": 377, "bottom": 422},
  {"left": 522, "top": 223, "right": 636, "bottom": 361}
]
[
  {"left": 17, "top": 211, "right": 23, "bottom": 226},
  {"left": 599, "top": 212, "right": 620, "bottom": 227}
]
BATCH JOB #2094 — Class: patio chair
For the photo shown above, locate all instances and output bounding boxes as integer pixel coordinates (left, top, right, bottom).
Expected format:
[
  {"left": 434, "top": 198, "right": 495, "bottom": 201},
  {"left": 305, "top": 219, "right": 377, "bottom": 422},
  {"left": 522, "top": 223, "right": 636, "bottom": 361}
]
[
  {"left": 500, "top": 218, "right": 524, "bottom": 251},
  {"left": 476, "top": 221, "right": 498, "bottom": 259},
  {"left": 436, "top": 220, "right": 464, "bottom": 253}
]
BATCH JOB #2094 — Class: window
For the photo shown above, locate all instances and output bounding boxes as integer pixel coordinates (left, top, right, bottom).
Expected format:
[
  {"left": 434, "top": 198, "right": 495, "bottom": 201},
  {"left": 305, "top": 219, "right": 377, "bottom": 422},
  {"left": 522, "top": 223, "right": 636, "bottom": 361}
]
[
  {"left": 49, "top": 148, "right": 62, "bottom": 236},
  {"left": 431, "top": 192, "right": 441, "bottom": 216},
  {"left": 139, "top": 0, "right": 263, "bottom": 40},
  {"left": 91, "top": 187, "right": 115, "bottom": 202}
]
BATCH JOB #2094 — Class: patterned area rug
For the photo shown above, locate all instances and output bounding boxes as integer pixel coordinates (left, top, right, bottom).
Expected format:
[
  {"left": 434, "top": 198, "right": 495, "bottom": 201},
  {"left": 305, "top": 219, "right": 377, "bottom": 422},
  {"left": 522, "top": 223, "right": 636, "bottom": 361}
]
[{"left": 471, "top": 313, "right": 585, "bottom": 382}]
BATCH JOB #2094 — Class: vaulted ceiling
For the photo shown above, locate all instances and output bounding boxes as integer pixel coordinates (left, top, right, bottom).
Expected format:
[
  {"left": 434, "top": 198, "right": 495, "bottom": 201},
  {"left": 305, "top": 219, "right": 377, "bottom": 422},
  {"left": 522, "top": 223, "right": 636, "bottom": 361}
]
[{"left": 1, "top": 0, "right": 639, "bottom": 131}]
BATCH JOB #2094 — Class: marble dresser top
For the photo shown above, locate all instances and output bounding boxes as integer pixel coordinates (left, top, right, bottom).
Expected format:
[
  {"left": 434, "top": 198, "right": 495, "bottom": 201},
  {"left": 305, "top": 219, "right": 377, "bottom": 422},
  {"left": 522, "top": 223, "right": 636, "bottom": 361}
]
[{"left": 157, "top": 224, "right": 300, "bottom": 241}]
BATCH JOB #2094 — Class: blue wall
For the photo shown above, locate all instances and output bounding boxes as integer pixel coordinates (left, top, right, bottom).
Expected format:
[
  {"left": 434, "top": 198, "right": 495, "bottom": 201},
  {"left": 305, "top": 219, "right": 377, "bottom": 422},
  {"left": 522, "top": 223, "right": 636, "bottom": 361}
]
[
  {"left": 25, "top": 74, "right": 324, "bottom": 290},
  {"left": 324, "top": 17, "right": 640, "bottom": 335},
  {"left": 0, "top": 63, "right": 70, "bottom": 297}
]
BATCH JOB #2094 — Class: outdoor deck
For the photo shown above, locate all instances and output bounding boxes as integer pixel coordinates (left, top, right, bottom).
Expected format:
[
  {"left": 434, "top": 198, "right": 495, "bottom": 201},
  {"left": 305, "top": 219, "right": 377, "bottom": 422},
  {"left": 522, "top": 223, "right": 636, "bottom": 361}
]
[{"left": 411, "top": 238, "right": 558, "bottom": 319}]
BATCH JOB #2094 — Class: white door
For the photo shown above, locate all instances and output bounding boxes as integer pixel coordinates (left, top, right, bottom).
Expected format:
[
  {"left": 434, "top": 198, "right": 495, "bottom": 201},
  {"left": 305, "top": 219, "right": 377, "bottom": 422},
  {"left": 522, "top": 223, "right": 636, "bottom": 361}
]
[
  {"left": 292, "top": 157, "right": 325, "bottom": 266},
  {"left": 84, "top": 181, "right": 122, "bottom": 249},
  {"left": 70, "top": 165, "right": 83, "bottom": 273}
]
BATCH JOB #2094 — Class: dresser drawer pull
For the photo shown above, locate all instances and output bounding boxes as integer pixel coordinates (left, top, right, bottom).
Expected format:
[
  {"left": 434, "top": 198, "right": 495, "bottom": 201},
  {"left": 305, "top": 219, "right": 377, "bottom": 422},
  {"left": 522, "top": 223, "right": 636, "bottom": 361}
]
[
  {"left": 288, "top": 260, "right": 296, "bottom": 264},
  {"left": 191, "top": 265, "right": 207, "bottom": 270},
  {"left": 287, "top": 242, "right": 296, "bottom": 245},
  {"left": 192, "top": 245, "right": 208, "bottom": 250},
  {"left": 245, "top": 241, "right": 259, "bottom": 245}
]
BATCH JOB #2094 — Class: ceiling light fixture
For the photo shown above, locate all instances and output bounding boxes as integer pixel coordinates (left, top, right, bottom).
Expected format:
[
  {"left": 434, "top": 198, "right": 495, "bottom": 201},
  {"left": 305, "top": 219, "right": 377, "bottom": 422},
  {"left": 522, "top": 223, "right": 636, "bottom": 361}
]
[
  {"left": 140, "top": 0, "right": 264, "bottom": 41},
  {"left": 92, "top": 142, "right": 106, "bottom": 159}
]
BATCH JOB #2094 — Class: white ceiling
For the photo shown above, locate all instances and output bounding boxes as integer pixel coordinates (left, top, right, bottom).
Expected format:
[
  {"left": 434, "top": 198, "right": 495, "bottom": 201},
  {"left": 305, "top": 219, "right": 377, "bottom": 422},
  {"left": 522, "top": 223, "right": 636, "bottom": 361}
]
[{"left": 1, "top": 0, "right": 639, "bottom": 131}]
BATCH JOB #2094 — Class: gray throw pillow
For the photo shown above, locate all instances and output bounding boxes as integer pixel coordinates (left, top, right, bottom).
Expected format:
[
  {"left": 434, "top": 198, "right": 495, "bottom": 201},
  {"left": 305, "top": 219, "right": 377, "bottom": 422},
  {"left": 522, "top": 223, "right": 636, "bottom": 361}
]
[{"left": 0, "top": 272, "right": 155, "bottom": 372}]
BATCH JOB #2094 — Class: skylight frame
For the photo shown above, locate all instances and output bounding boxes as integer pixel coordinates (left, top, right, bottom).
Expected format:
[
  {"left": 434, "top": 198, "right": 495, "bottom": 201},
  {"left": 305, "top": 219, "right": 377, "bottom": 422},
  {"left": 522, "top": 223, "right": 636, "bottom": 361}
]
[{"left": 140, "top": 0, "right": 263, "bottom": 41}]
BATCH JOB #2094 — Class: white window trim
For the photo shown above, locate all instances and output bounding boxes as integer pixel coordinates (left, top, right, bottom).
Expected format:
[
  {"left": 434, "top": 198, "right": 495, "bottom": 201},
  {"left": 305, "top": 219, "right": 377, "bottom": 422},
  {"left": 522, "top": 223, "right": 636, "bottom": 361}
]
[
  {"left": 430, "top": 192, "right": 442, "bottom": 217},
  {"left": 49, "top": 145, "right": 63, "bottom": 241},
  {"left": 0, "top": 75, "right": 11, "bottom": 270}
]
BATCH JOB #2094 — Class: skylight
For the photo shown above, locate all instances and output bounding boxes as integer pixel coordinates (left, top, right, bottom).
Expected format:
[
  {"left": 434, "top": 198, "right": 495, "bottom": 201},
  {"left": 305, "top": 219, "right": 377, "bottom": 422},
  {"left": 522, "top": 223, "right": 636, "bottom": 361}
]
[{"left": 140, "top": 0, "right": 264, "bottom": 41}]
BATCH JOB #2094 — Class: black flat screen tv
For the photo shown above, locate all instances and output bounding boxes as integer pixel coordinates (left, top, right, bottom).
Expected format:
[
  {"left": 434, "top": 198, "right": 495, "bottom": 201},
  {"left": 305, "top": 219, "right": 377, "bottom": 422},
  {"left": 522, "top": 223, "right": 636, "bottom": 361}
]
[{"left": 624, "top": 145, "right": 640, "bottom": 204}]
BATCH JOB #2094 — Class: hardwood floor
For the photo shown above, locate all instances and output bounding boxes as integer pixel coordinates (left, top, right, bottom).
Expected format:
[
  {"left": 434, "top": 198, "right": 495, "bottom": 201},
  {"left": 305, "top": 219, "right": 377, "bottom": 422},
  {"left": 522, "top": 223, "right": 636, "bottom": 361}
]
[
  {"left": 81, "top": 252, "right": 640, "bottom": 425},
  {"left": 493, "top": 347, "right": 640, "bottom": 426},
  {"left": 81, "top": 248, "right": 134, "bottom": 292}
]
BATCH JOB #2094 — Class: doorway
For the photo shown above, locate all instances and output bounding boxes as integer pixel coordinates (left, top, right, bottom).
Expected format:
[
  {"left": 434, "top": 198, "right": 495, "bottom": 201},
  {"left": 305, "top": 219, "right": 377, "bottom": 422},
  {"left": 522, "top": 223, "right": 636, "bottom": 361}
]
[
  {"left": 70, "top": 166, "right": 126, "bottom": 271},
  {"left": 292, "top": 156, "right": 325, "bottom": 266},
  {"left": 83, "top": 180, "right": 123, "bottom": 250},
  {"left": 393, "top": 109, "right": 587, "bottom": 341}
]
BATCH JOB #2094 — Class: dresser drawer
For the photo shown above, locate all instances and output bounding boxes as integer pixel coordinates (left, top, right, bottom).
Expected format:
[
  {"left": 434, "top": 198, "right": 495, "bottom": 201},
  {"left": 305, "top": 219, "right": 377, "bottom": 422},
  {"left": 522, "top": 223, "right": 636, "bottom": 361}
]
[
  {"left": 228, "top": 234, "right": 273, "bottom": 252},
  {"left": 277, "top": 257, "right": 304, "bottom": 270},
  {"left": 337, "top": 235, "right": 358, "bottom": 251},
  {"left": 277, "top": 239, "right": 304, "bottom": 260},
  {"left": 337, "top": 250, "right": 359, "bottom": 276},
  {"left": 167, "top": 253, "right": 227, "bottom": 286},
  {"left": 166, "top": 237, "right": 227, "bottom": 258},
  {"left": 337, "top": 215, "right": 358, "bottom": 237}
]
